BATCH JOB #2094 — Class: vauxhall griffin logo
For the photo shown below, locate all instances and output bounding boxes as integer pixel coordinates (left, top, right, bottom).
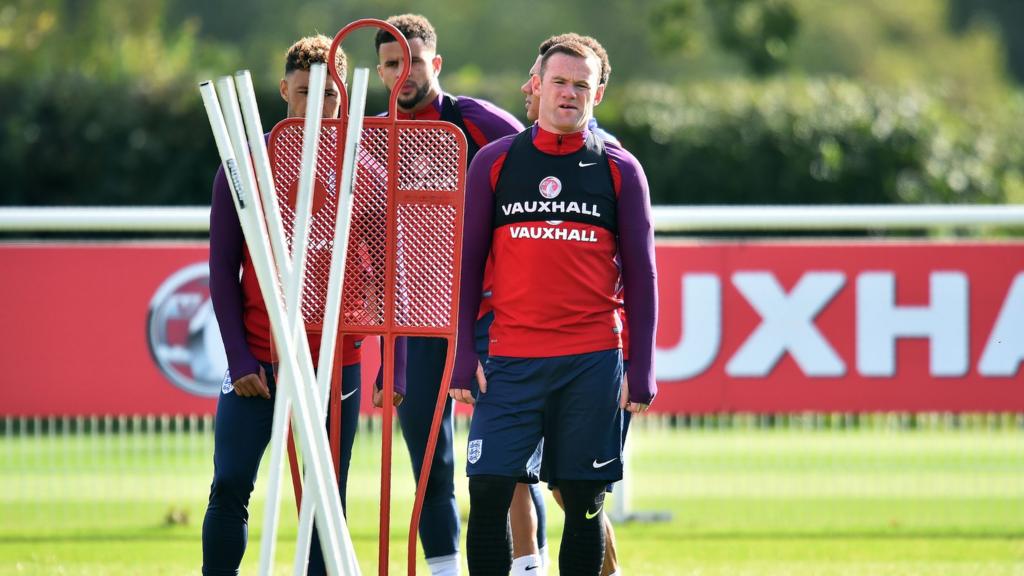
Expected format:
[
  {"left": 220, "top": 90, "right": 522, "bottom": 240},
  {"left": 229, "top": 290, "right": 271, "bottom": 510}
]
[
  {"left": 538, "top": 176, "right": 562, "bottom": 199},
  {"left": 146, "top": 262, "right": 228, "bottom": 397}
]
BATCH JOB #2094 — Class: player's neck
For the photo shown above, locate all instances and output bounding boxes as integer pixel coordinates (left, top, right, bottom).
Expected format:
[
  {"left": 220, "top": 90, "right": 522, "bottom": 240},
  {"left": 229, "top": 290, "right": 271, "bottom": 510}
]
[
  {"left": 533, "top": 123, "right": 587, "bottom": 155},
  {"left": 538, "top": 117, "right": 589, "bottom": 137}
]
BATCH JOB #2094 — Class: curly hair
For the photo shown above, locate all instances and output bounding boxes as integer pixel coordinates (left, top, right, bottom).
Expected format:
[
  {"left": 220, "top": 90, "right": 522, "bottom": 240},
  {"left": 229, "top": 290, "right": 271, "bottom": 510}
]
[
  {"left": 538, "top": 33, "right": 610, "bottom": 86},
  {"left": 285, "top": 34, "right": 347, "bottom": 78},
  {"left": 375, "top": 14, "right": 437, "bottom": 51}
]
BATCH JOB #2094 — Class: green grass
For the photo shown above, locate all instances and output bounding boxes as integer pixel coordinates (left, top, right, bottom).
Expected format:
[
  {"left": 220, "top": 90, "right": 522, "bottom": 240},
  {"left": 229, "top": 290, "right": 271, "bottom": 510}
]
[{"left": 0, "top": 423, "right": 1022, "bottom": 575}]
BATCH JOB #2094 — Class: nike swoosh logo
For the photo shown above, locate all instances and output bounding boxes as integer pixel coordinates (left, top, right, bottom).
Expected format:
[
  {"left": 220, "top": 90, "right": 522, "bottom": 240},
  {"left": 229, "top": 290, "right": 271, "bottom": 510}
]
[
  {"left": 525, "top": 566, "right": 538, "bottom": 572},
  {"left": 340, "top": 389, "right": 358, "bottom": 401},
  {"left": 578, "top": 161, "right": 597, "bottom": 167},
  {"left": 585, "top": 504, "right": 603, "bottom": 520},
  {"left": 592, "top": 458, "right": 617, "bottom": 468}
]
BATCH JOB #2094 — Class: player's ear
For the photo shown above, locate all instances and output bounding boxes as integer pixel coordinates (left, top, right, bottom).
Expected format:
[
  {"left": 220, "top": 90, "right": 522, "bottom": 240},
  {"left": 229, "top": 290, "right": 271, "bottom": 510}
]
[
  {"left": 593, "top": 84, "right": 606, "bottom": 107},
  {"left": 279, "top": 78, "right": 289, "bottom": 103},
  {"left": 432, "top": 54, "right": 443, "bottom": 75},
  {"left": 376, "top": 63, "right": 384, "bottom": 83},
  {"left": 531, "top": 73, "right": 541, "bottom": 95}
]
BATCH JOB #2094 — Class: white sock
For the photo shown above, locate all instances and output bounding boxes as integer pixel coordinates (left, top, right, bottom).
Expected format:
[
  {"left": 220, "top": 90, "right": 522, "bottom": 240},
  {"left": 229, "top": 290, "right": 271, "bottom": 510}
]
[
  {"left": 608, "top": 571, "right": 621, "bottom": 576},
  {"left": 426, "top": 552, "right": 460, "bottom": 576},
  {"left": 511, "top": 553, "right": 544, "bottom": 575},
  {"left": 539, "top": 545, "right": 550, "bottom": 569}
]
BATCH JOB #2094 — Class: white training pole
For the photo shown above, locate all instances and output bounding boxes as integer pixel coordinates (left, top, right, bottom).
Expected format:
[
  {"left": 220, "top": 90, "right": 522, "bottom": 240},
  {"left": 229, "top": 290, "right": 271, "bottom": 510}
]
[
  {"left": 610, "top": 438, "right": 630, "bottom": 522},
  {"left": 202, "top": 77, "right": 347, "bottom": 575},
  {"left": 271, "top": 66, "right": 351, "bottom": 568},
  {"left": 287, "top": 62, "right": 327, "bottom": 337},
  {"left": 219, "top": 74, "right": 311, "bottom": 576},
  {"left": 286, "top": 63, "right": 359, "bottom": 575},
  {"left": 218, "top": 75, "right": 348, "bottom": 574},
  {"left": 234, "top": 69, "right": 298, "bottom": 576},
  {"left": 232, "top": 67, "right": 344, "bottom": 575},
  {"left": 315, "top": 67, "right": 369, "bottom": 391},
  {"left": 235, "top": 69, "right": 296, "bottom": 290},
  {"left": 232, "top": 66, "right": 355, "bottom": 575},
  {"left": 294, "top": 67, "right": 370, "bottom": 576},
  {"left": 280, "top": 61, "right": 358, "bottom": 576},
  {"left": 233, "top": 69, "right": 303, "bottom": 576}
]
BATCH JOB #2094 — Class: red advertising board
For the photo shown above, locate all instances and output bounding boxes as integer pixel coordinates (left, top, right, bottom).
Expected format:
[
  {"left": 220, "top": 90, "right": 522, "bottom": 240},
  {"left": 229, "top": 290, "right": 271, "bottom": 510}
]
[
  {"left": 1, "top": 241, "right": 1021, "bottom": 415},
  {"left": 0, "top": 243, "right": 380, "bottom": 417},
  {"left": 654, "top": 241, "right": 1024, "bottom": 412}
]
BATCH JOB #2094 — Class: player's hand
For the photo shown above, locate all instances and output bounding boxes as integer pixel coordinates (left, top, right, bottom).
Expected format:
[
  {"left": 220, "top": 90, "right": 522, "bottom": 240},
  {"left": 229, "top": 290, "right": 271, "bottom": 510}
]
[
  {"left": 372, "top": 387, "right": 404, "bottom": 408},
  {"left": 620, "top": 373, "right": 650, "bottom": 413},
  {"left": 624, "top": 401, "right": 650, "bottom": 414},
  {"left": 449, "top": 388, "right": 474, "bottom": 405},
  {"left": 449, "top": 361, "right": 486, "bottom": 405},
  {"left": 475, "top": 361, "right": 487, "bottom": 394},
  {"left": 234, "top": 365, "right": 270, "bottom": 399}
]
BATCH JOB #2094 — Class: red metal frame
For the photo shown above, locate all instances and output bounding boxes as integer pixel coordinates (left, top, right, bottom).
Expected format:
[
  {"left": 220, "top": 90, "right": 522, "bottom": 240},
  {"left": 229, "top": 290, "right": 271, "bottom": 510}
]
[{"left": 269, "top": 18, "right": 467, "bottom": 575}]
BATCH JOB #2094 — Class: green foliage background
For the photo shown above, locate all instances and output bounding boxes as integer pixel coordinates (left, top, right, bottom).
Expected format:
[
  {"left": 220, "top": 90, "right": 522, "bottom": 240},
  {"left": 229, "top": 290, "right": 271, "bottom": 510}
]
[{"left": 1, "top": 0, "right": 1022, "bottom": 206}]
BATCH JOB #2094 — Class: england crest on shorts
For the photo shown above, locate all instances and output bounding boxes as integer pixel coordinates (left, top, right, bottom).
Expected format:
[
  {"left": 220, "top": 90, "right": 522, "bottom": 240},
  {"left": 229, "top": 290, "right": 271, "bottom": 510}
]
[{"left": 467, "top": 439, "right": 483, "bottom": 464}]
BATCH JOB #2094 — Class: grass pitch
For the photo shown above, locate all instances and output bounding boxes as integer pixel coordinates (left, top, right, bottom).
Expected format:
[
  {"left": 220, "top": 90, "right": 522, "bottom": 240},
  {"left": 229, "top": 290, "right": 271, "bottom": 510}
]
[{"left": 0, "top": 419, "right": 1021, "bottom": 575}]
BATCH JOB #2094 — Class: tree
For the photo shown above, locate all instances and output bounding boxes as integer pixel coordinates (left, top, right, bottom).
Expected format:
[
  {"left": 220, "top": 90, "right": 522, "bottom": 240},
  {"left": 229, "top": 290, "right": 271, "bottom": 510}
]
[
  {"left": 950, "top": 0, "right": 1024, "bottom": 83},
  {"left": 651, "top": 0, "right": 800, "bottom": 76}
]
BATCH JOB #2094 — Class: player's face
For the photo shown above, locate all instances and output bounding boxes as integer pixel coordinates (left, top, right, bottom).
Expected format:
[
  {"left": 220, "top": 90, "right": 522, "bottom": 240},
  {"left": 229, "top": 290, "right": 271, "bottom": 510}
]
[
  {"left": 521, "top": 55, "right": 542, "bottom": 123},
  {"left": 377, "top": 37, "right": 442, "bottom": 113},
  {"left": 280, "top": 70, "right": 342, "bottom": 119},
  {"left": 534, "top": 52, "right": 605, "bottom": 134}
]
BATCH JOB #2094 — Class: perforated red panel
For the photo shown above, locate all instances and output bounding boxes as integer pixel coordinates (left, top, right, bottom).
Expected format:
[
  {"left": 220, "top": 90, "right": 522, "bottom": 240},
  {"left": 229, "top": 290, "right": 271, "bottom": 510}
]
[
  {"left": 268, "top": 118, "right": 465, "bottom": 340},
  {"left": 268, "top": 124, "right": 339, "bottom": 329},
  {"left": 342, "top": 127, "right": 389, "bottom": 330},
  {"left": 394, "top": 203, "right": 457, "bottom": 329},
  {"left": 396, "top": 127, "right": 461, "bottom": 192},
  {"left": 390, "top": 125, "right": 463, "bottom": 329}
]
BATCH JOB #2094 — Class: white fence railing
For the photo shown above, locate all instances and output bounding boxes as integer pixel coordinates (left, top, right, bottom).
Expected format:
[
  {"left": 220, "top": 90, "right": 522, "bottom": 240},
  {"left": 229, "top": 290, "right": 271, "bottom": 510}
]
[
  {"left": 653, "top": 204, "right": 1024, "bottom": 231},
  {"left": 2, "top": 204, "right": 1024, "bottom": 233}
]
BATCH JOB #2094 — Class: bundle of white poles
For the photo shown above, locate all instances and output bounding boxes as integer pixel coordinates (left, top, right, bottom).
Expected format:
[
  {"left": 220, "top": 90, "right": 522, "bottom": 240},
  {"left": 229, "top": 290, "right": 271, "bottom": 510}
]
[{"left": 199, "top": 63, "right": 370, "bottom": 576}]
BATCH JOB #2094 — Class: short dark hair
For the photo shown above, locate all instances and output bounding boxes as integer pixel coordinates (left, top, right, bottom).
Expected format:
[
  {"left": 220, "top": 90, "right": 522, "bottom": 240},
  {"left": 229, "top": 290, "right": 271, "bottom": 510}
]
[
  {"left": 375, "top": 14, "right": 437, "bottom": 52},
  {"left": 539, "top": 40, "right": 601, "bottom": 83},
  {"left": 538, "top": 33, "right": 610, "bottom": 85},
  {"left": 285, "top": 34, "right": 347, "bottom": 78}
]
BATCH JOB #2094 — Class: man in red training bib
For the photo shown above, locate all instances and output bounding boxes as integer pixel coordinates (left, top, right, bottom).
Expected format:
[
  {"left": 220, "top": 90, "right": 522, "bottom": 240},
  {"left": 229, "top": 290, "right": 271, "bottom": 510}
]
[{"left": 450, "top": 39, "right": 657, "bottom": 576}]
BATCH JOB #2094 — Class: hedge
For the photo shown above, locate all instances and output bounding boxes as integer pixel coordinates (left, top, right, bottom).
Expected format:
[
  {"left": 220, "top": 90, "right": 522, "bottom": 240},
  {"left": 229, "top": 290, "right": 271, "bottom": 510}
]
[{"left": 2, "top": 75, "right": 1022, "bottom": 208}]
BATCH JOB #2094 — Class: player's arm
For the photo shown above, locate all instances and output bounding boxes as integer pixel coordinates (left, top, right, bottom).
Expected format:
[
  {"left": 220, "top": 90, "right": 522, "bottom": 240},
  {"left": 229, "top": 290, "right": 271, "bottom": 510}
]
[
  {"left": 450, "top": 140, "right": 504, "bottom": 404},
  {"left": 209, "top": 167, "right": 269, "bottom": 398},
  {"left": 612, "top": 147, "right": 658, "bottom": 412}
]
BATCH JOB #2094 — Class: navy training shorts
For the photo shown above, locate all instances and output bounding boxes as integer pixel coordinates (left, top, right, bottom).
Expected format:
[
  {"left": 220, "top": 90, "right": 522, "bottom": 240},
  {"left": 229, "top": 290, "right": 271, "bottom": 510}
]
[{"left": 466, "top": 348, "right": 624, "bottom": 484}]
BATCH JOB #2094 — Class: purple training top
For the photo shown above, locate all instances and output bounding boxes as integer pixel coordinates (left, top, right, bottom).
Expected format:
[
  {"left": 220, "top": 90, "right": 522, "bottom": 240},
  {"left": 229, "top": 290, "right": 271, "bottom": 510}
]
[{"left": 451, "top": 124, "right": 659, "bottom": 405}]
